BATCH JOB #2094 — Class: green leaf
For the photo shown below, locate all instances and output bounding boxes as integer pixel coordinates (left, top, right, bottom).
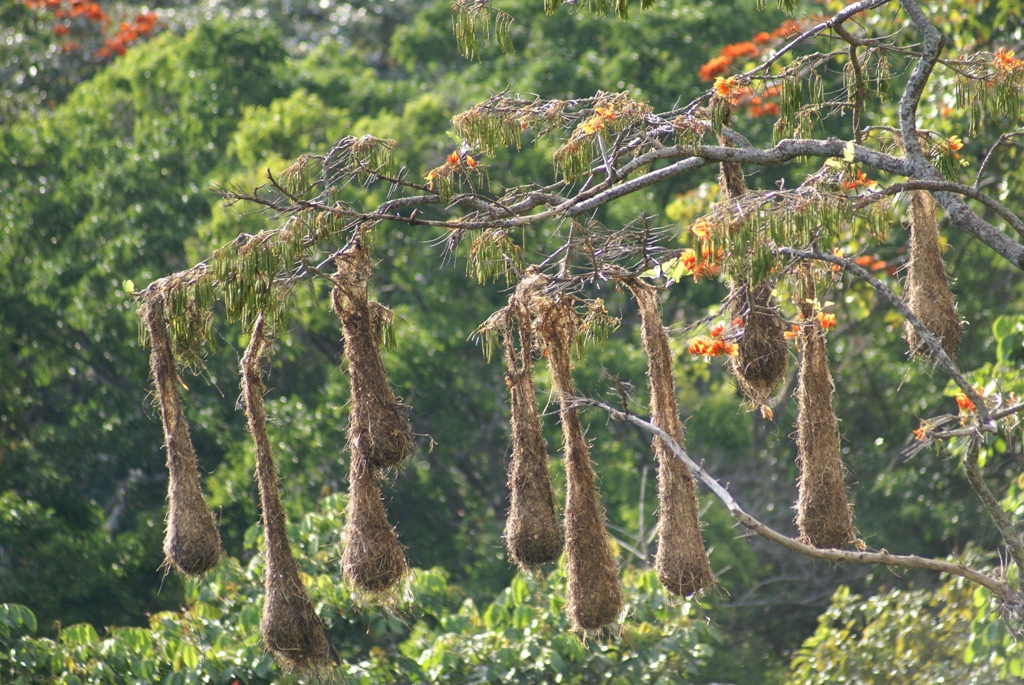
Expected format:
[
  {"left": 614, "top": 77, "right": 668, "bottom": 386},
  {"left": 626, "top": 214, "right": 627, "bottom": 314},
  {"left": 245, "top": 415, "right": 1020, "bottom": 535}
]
[
  {"left": 61, "top": 623, "right": 100, "bottom": 646},
  {"left": 843, "top": 140, "right": 856, "bottom": 162}
]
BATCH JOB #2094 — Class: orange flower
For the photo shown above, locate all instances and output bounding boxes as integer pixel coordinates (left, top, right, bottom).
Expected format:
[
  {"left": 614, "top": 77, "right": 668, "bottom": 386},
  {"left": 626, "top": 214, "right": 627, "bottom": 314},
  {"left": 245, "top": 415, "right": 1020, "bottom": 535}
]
[
  {"left": 955, "top": 392, "right": 976, "bottom": 413},
  {"left": 844, "top": 169, "right": 874, "bottom": 190},
  {"left": 912, "top": 425, "right": 927, "bottom": 441},
  {"left": 688, "top": 337, "right": 712, "bottom": 356},
  {"left": 830, "top": 248, "right": 843, "bottom": 272},
  {"left": 465, "top": 155, "right": 477, "bottom": 169},
  {"left": 753, "top": 32, "right": 771, "bottom": 45},
  {"left": 690, "top": 219, "right": 712, "bottom": 239},
  {"left": 731, "top": 316, "right": 745, "bottom": 328},
  {"left": 699, "top": 55, "right": 732, "bottom": 82},
  {"left": 994, "top": 47, "right": 1024, "bottom": 72},
  {"left": 594, "top": 105, "right": 617, "bottom": 119},
  {"left": 446, "top": 151, "right": 460, "bottom": 166},
  {"left": 722, "top": 41, "right": 759, "bottom": 60},
  {"left": 947, "top": 135, "right": 964, "bottom": 151},
  {"left": 679, "top": 248, "right": 698, "bottom": 271},
  {"left": 714, "top": 76, "right": 740, "bottom": 99},
  {"left": 580, "top": 117, "right": 605, "bottom": 135},
  {"left": 784, "top": 324, "right": 801, "bottom": 340},
  {"left": 54, "top": 24, "right": 69, "bottom": 36},
  {"left": 709, "top": 323, "right": 725, "bottom": 339},
  {"left": 818, "top": 312, "right": 836, "bottom": 330},
  {"left": 854, "top": 254, "right": 875, "bottom": 267}
]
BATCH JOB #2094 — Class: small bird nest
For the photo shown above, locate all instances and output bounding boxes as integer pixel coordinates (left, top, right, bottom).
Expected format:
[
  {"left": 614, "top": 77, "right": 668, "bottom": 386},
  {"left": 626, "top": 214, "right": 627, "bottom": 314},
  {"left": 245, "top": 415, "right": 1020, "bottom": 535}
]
[
  {"left": 341, "top": 457, "right": 408, "bottom": 596},
  {"left": 241, "top": 316, "right": 334, "bottom": 670},
  {"left": 142, "top": 290, "right": 221, "bottom": 577},
  {"left": 729, "top": 282, "right": 789, "bottom": 406},
  {"left": 626, "top": 279, "right": 715, "bottom": 597},
  {"left": 903, "top": 190, "right": 962, "bottom": 359},
  {"left": 534, "top": 293, "right": 623, "bottom": 631},
  {"left": 332, "top": 247, "right": 412, "bottom": 471}
]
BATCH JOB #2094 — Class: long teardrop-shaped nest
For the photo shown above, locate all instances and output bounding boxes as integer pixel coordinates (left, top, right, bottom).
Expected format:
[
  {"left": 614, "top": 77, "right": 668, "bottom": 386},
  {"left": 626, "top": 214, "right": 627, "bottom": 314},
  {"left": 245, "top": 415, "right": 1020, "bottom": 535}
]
[
  {"left": 501, "top": 282, "right": 562, "bottom": 569},
  {"left": 903, "top": 190, "right": 962, "bottom": 359},
  {"left": 143, "top": 290, "right": 222, "bottom": 577},
  {"left": 241, "top": 316, "right": 334, "bottom": 670},
  {"left": 794, "top": 318, "right": 856, "bottom": 549},
  {"left": 332, "top": 247, "right": 413, "bottom": 471},
  {"left": 729, "top": 282, "right": 789, "bottom": 406},
  {"left": 625, "top": 279, "right": 715, "bottom": 597},
  {"left": 534, "top": 292, "right": 623, "bottom": 631}
]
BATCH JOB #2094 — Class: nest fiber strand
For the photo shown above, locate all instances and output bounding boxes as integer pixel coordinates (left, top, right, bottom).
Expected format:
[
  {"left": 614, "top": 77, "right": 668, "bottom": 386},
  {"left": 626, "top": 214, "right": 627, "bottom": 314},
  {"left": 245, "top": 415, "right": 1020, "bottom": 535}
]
[
  {"left": 332, "top": 248, "right": 412, "bottom": 471},
  {"left": 502, "top": 288, "right": 562, "bottom": 569},
  {"left": 241, "top": 316, "right": 334, "bottom": 670},
  {"left": 626, "top": 280, "right": 714, "bottom": 596},
  {"left": 904, "top": 190, "right": 961, "bottom": 359},
  {"left": 795, "top": 318, "right": 855, "bottom": 549},
  {"left": 144, "top": 291, "right": 221, "bottom": 577},
  {"left": 730, "top": 283, "right": 789, "bottom": 405},
  {"left": 341, "top": 457, "right": 408, "bottom": 595},
  {"left": 535, "top": 294, "right": 623, "bottom": 631}
]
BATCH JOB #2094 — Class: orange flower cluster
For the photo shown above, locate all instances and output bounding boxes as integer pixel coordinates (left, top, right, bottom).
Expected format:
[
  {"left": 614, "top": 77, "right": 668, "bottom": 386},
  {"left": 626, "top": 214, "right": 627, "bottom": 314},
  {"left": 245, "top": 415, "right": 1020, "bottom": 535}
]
[
  {"left": 843, "top": 169, "right": 875, "bottom": 190},
  {"left": 994, "top": 47, "right": 1024, "bottom": 73},
  {"left": 818, "top": 312, "right": 836, "bottom": 329},
  {"left": 678, "top": 247, "right": 721, "bottom": 280},
  {"left": 95, "top": 13, "right": 158, "bottom": 58},
  {"left": 853, "top": 253, "right": 892, "bottom": 274},
  {"left": 955, "top": 392, "right": 976, "bottom": 413},
  {"left": 688, "top": 321, "right": 738, "bottom": 358},
  {"left": 580, "top": 105, "right": 617, "bottom": 136},
  {"left": 22, "top": 0, "right": 158, "bottom": 59}
]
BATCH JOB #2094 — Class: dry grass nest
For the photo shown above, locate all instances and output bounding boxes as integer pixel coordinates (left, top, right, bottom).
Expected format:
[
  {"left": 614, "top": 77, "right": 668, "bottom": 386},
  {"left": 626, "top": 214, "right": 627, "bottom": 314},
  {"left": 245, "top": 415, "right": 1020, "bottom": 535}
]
[
  {"left": 342, "top": 458, "right": 408, "bottom": 596},
  {"left": 626, "top": 279, "right": 715, "bottom": 597},
  {"left": 241, "top": 316, "right": 334, "bottom": 670},
  {"left": 502, "top": 289, "right": 562, "bottom": 569},
  {"left": 795, "top": 321, "right": 856, "bottom": 549},
  {"left": 333, "top": 248, "right": 413, "bottom": 471},
  {"left": 143, "top": 291, "right": 221, "bottom": 577},
  {"left": 903, "top": 190, "right": 962, "bottom": 360},
  {"left": 534, "top": 294, "right": 623, "bottom": 630},
  {"left": 730, "top": 282, "right": 789, "bottom": 406}
]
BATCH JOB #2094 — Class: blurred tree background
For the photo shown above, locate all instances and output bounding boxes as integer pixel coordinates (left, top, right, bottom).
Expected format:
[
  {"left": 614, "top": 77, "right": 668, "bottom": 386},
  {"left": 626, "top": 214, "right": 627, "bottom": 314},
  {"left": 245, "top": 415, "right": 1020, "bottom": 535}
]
[{"left": 2, "top": 0, "right": 1024, "bottom": 682}]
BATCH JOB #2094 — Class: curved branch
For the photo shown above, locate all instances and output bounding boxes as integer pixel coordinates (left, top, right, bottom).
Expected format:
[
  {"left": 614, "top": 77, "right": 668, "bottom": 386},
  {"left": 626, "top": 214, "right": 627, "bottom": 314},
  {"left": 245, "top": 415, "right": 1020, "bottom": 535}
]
[{"left": 573, "top": 397, "right": 1012, "bottom": 600}]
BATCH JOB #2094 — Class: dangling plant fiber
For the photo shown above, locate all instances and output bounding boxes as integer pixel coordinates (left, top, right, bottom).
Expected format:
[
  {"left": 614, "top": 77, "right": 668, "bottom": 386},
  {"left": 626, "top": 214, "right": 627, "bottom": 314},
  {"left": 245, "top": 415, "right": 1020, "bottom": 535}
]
[
  {"left": 341, "top": 456, "right": 408, "bottom": 596},
  {"left": 729, "top": 282, "right": 789, "bottom": 405},
  {"left": 332, "top": 247, "right": 412, "bottom": 471},
  {"left": 534, "top": 293, "right": 623, "bottom": 631},
  {"left": 241, "top": 315, "right": 334, "bottom": 670},
  {"left": 625, "top": 279, "right": 715, "bottom": 596},
  {"left": 143, "top": 289, "right": 221, "bottom": 577},
  {"left": 903, "top": 190, "right": 962, "bottom": 359},
  {"left": 794, "top": 283, "right": 855, "bottom": 549},
  {"left": 500, "top": 283, "right": 562, "bottom": 569}
]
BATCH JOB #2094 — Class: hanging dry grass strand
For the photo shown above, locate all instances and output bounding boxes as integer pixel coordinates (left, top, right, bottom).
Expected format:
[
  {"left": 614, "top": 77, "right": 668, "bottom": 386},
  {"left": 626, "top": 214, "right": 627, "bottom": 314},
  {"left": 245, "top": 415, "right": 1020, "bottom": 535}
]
[
  {"left": 794, "top": 283, "right": 855, "bottom": 549},
  {"left": 903, "top": 190, "right": 962, "bottom": 359},
  {"left": 332, "top": 247, "right": 412, "bottom": 471},
  {"left": 341, "top": 456, "right": 408, "bottom": 595},
  {"left": 143, "top": 289, "right": 221, "bottom": 577},
  {"left": 534, "top": 293, "right": 623, "bottom": 631},
  {"left": 730, "top": 282, "right": 789, "bottom": 405},
  {"left": 501, "top": 283, "right": 562, "bottom": 569},
  {"left": 625, "top": 279, "right": 715, "bottom": 596},
  {"left": 241, "top": 315, "right": 334, "bottom": 670}
]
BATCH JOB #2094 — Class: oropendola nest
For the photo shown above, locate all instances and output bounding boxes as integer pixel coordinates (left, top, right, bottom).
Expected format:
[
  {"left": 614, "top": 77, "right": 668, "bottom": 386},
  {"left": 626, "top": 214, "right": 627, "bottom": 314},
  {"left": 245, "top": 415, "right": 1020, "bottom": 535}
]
[
  {"left": 794, "top": 319, "right": 856, "bottom": 549},
  {"left": 144, "top": 291, "right": 222, "bottom": 577},
  {"left": 332, "top": 247, "right": 413, "bottom": 471},
  {"left": 501, "top": 284, "right": 562, "bottom": 569},
  {"left": 534, "top": 293, "right": 623, "bottom": 631},
  {"left": 241, "top": 317, "right": 334, "bottom": 670},
  {"left": 626, "top": 279, "right": 715, "bottom": 597},
  {"left": 341, "top": 457, "right": 408, "bottom": 596},
  {"left": 903, "top": 190, "right": 962, "bottom": 360},
  {"left": 729, "top": 282, "right": 789, "bottom": 406}
]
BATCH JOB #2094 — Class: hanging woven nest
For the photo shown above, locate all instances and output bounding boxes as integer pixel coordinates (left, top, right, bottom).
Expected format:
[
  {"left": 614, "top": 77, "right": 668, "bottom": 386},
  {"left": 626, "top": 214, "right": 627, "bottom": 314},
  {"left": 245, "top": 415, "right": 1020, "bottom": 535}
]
[
  {"left": 143, "top": 290, "right": 221, "bottom": 577},
  {"left": 794, "top": 293, "right": 855, "bottom": 549},
  {"left": 501, "top": 283, "right": 562, "bottom": 569},
  {"left": 903, "top": 190, "right": 962, "bottom": 359},
  {"left": 332, "top": 247, "right": 412, "bottom": 471},
  {"left": 729, "top": 282, "right": 789, "bottom": 405},
  {"left": 625, "top": 279, "right": 715, "bottom": 596},
  {"left": 241, "top": 316, "right": 334, "bottom": 670},
  {"left": 341, "top": 456, "right": 408, "bottom": 596},
  {"left": 534, "top": 292, "right": 623, "bottom": 631}
]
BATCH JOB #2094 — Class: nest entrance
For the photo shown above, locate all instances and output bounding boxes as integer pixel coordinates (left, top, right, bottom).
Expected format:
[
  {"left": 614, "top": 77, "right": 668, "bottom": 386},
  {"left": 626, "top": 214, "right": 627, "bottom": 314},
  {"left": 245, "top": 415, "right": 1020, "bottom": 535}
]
[
  {"left": 241, "top": 316, "right": 334, "bottom": 670},
  {"left": 143, "top": 290, "right": 221, "bottom": 577},
  {"left": 903, "top": 190, "right": 962, "bottom": 359},
  {"left": 500, "top": 282, "right": 562, "bottom": 569},
  {"left": 332, "top": 247, "right": 413, "bottom": 472},
  {"left": 729, "top": 283, "right": 789, "bottom": 406},
  {"left": 626, "top": 279, "right": 715, "bottom": 597},
  {"left": 534, "top": 293, "right": 623, "bottom": 631}
]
